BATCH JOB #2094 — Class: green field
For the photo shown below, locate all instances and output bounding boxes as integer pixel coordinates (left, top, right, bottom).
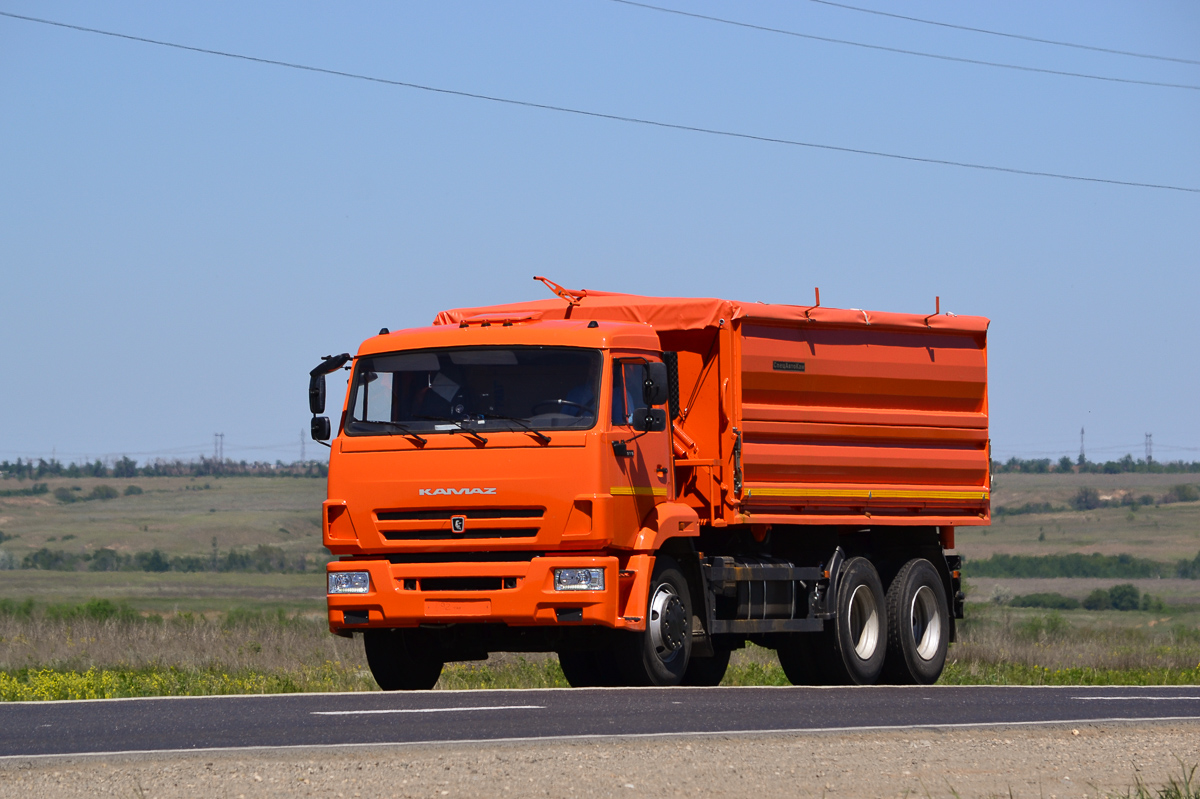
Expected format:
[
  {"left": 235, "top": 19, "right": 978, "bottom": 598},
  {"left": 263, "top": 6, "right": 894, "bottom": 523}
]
[
  {"left": 965, "top": 472, "right": 1200, "bottom": 563},
  {"left": 2, "top": 471, "right": 1200, "bottom": 697}
]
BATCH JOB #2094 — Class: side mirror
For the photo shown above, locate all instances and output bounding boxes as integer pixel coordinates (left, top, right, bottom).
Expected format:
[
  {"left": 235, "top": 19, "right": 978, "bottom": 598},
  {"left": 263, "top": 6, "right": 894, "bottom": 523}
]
[
  {"left": 643, "top": 362, "right": 669, "bottom": 406},
  {"left": 631, "top": 408, "right": 667, "bottom": 433},
  {"left": 311, "top": 416, "right": 332, "bottom": 441},
  {"left": 309, "top": 373, "right": 326, "bottom": 415}
]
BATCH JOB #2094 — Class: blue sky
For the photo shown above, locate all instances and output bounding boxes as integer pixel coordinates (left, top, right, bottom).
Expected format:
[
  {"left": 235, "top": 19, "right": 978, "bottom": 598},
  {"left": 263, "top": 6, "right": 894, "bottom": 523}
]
[{"left": 1, "top": 1, "right": 1197, "bottom": 467}]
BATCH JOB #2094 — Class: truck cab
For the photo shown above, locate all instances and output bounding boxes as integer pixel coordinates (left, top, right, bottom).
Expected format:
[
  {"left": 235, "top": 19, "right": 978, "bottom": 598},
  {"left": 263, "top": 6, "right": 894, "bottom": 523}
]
[{"left": 317, "top": 316, "right": 695, "bottom": 687}]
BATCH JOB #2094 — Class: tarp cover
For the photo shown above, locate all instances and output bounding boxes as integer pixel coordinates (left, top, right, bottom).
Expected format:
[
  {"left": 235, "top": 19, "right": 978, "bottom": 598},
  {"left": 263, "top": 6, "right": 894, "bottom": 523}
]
[{"left": 433, "top": 290, "right": 989, "bottom": 334}]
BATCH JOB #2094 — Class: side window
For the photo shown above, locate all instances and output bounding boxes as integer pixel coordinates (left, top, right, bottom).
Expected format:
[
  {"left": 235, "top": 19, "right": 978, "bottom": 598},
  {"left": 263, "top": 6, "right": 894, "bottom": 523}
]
[{"left": 610, "top": 360, "right": 648, "bottom": 426}]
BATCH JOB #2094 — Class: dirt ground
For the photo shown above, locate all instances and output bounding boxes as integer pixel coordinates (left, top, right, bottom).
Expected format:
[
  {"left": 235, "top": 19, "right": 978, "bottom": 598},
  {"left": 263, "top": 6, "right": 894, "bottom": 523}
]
[{"left": 2, "top": 722, "right": 1198, "bottom": 798}]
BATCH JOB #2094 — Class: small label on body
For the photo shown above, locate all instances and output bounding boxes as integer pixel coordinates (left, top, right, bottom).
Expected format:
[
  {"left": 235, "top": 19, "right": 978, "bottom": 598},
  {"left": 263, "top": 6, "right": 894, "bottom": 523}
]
[{"left": 772, "top": 361, "right": 806, "bottom": 372}]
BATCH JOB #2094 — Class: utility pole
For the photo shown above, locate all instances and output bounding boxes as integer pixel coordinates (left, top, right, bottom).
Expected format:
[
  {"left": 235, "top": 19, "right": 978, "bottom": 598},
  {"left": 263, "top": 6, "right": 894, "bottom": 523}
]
[
  {"left": 1079, "top": 427, "right": 1085, "bottom": 464},
  {"left": 1145, "top": 433, "right": 1153, "bottom": 463},
  {"left": 213, "top": 433, "right": 224, "bottom": 462}
]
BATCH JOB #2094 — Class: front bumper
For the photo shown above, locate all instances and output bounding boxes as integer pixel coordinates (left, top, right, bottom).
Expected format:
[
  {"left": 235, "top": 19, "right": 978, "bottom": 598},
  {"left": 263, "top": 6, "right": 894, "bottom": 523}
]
[{"left": 326, "top": 554, "right": 651, "bottom": 633}]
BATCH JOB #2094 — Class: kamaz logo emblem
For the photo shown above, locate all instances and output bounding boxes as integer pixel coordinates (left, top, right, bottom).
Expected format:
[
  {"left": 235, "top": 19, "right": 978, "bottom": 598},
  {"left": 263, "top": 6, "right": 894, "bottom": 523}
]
[
  {"left": 450, "top": 516, "right": 466, "bottom": 533},
  {"left": 418, "top": 487, "right": 497, "bottom": 496}
]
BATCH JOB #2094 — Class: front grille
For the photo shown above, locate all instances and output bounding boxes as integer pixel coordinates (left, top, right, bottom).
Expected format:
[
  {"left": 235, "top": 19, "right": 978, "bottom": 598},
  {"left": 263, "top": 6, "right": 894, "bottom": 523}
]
[
  {"left": 382, "top": 527, "right": 539, "bottom": 541},
  {"left": 383, "top": 552, "right": 544, "bottom": 564},
  {"left": 376, "top": 506, "right": 545, "bottom": 542},
  {"left": 419, "top": 577, "right": 507, "bottom": 592},
  {"left": 377, "top": 508, "right": 543, "bottom": 521}
]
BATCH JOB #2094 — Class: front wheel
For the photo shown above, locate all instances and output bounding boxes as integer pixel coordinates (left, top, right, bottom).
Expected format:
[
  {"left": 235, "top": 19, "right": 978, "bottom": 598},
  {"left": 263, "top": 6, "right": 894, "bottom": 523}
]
[
  {"left": 616, "top": 556, "right": 692, "bottom": 686},
  {"left": 363, "top": 629, "right": 444, "bottom": 690},
  {"left": 558, "top": 650, "right": 623, "bottom": 687},
  {"left": 882, "top": 558, "right": 950, "bottom": 685},
  {"left": 682, "top": 649, "right": 731, "bottom": 686}
]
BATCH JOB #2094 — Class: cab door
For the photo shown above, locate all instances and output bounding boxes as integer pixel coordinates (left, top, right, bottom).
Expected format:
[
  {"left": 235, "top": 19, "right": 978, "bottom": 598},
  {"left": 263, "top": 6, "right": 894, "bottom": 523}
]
[{"left": 606, "top": 355, "right": 672, "bottom": 547}]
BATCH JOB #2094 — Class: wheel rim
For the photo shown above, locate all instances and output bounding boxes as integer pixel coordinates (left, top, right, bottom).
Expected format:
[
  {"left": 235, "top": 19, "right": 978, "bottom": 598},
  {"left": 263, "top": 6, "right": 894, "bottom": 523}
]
[
  {"left": 848, "top": 584, "right": 880, "bottom": 660},
  {"left": 910, "top": 585, "right": 942, "bottom": 661},
  {"left": 647, "top": 583, "right": 687, "bottom": 663}
]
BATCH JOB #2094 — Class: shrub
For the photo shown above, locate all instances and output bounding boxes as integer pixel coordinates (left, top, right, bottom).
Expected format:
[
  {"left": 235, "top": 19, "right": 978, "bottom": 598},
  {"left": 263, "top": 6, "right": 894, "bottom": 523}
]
[
  {"left": 1108, "top": 583, "right": 1141, "bottom": 611},
  {"left": 0, "top": 598, "right": 35, "bottom": 618},
  {"left": 123, "top": 485, "right": 143, "bottom": 496},
  {"left": 1071, "top": 487, "right": 1102, "bottom": 510},
  {"left": 52, "top": 487, "right": 75, "bottom": 503},
  {"left": 968, "top": 553, "right": 1164, "bottom": 579},
  {"left": 44, "top": 599, "right": 144, "bottom": 624},
  {"left": 1162, "top": 484, "right": 1200, "bottom": 504},
  {"left": 88, "top": 548, "right": 127, "bottom": 572},
  {"left": 87, "top": 485, "right": 119, "bottom": 501},
  {"left": 1083, "top": 589, "right": 1112, "bottom": 611},
  {"left": 133, "top": 549, "right": 170, "bottom": 572},
  {"left": 21, "top": 548, "right": 83, "bottom": 571},
  {"left": 1010, "top": 592, "right": 1081, "bottom": 610}
]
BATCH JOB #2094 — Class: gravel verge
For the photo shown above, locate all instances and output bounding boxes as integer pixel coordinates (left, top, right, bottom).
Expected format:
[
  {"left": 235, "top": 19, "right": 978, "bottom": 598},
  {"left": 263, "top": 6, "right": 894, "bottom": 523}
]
[{"left": 2, "top": 721, "right": 1198, "bottom": 798}]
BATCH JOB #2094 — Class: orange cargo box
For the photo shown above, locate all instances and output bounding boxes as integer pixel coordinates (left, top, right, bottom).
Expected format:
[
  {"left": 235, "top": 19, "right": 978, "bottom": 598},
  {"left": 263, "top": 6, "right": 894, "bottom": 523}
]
[{"left": 435, "top": 289, "right": 990, "bottom": 528}]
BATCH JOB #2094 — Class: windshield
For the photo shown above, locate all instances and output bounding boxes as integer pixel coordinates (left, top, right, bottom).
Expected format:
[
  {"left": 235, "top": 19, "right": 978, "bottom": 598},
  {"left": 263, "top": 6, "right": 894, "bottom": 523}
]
[{"left": 345, "top": 346, "right": 602, "bottom": 436}]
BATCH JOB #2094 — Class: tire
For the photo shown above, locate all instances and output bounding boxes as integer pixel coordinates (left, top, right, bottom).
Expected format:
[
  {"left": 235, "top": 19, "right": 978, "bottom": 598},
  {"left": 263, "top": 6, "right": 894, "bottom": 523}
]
[
  {"left": 882, "top": 558, "right": 950, "bottom": 685},
  {"left": 819, "top": 556, "right": 887, "bottom": 685},
  {"left": 682, "top": 649, "right": 731, "bottom": 686},
  {"left": 776, "top": 635, "right": 826, "bottom": 685},
  {"left": 363, "top": 629, "right": 444, "bottom": 691},
  {"left": 557, "top": 650, "right": 623, "bottom": 688},
  {"left": 616, "top": 556, "right": 692, "bottom": 686}
]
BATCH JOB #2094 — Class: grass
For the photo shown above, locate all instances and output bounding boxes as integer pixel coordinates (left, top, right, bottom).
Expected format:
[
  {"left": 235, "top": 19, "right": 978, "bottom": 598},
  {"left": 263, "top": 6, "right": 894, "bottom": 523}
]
[
  {"left": 1109, "top": 761, "right": 1200, "bottom": 799},
  {"left": 0, "top": 475, "right": 326, "bottom": 565},
  {"left": 3, "top": 599, "right": 1199, "bottom": 699}
]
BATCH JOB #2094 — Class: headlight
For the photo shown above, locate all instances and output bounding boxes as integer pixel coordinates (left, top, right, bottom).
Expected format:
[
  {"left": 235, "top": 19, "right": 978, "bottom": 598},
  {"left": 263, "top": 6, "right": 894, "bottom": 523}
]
[
  {"left": 553, "top": 567, "right": 605, "bottom": 591},
  {"left": 328, "top": 571, "right": 370, "bottom": 594}
]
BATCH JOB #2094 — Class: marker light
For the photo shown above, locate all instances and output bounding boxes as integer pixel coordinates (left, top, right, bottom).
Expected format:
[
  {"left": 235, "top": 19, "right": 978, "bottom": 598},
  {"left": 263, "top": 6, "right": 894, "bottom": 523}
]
[
  {"left": 553, "top": 567, "right": 605, "bottom": 591},
  {"left": 328, "top": 571, "right": 371, "bottom": 594}
]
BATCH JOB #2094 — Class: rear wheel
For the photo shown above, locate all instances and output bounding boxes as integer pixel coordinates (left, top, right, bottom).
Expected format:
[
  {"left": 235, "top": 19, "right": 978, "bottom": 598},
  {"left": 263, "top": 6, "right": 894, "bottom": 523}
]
[
  {"left": 616, "top": 556, "right": 692, "bottom": 686},
  {"left": 883, "top": 558, "right": 949, "bottom": 684},
  {"left": 817, "top": 556, "right": 887, "bottom": 685},
  {"left": 363, "top": 629, "right": 444, "bottom": 690}
]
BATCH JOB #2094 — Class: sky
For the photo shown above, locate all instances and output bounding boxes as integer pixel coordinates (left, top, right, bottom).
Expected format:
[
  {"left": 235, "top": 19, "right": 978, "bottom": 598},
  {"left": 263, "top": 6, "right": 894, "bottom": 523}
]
[{"left": 1, "top": 0, "right": 1197, "bottom": 467}]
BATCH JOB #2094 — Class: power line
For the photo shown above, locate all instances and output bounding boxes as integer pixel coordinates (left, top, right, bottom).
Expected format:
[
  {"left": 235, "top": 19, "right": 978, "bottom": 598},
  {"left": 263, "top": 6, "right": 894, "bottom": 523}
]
[
  {"left": 807, "top": 0, "right": 1200, "bottom": 68},
  {"left": 605, "top": 0, "right": 1200, "bottom": 92},
  {"left": 1, "top": 10, "right": 1197, "bottom": 195}
]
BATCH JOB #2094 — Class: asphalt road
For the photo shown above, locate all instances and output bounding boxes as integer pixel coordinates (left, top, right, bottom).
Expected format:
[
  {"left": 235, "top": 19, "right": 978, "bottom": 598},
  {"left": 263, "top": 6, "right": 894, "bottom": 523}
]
[{"left": 3, "top": 685, "right": 1200, "bottom": 759}]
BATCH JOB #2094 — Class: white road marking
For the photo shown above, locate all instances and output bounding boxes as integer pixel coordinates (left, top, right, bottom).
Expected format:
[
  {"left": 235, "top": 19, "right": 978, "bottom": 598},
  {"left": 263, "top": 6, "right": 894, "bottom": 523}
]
[
  {"left": 311, "top": 705, "right": 544, "bottom": 716},
  {"left": 7, "top": 716, "right": 1200, "bottom": 762},
  {"left": 1073, "top": 696, "right": 1200, "bottom": 701}
]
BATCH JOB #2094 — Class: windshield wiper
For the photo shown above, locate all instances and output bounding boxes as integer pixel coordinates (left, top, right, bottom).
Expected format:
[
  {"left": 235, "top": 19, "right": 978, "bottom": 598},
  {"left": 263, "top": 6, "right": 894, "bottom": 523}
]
[
  {"left": 476, "top": 413, "right": 551, "bottom": 444},
  {"left": 349, "top": 419, "right": 427, "bottom": 445},
  {"left": 416, "top": 415, "right": 488, "bottom": 445}
]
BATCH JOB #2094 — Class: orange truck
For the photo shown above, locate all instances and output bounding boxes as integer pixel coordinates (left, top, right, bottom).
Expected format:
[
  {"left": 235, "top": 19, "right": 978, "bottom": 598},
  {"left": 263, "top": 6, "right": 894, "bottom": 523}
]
[{"left": 310, "top": 278, "right": 989, "bottom": 689}]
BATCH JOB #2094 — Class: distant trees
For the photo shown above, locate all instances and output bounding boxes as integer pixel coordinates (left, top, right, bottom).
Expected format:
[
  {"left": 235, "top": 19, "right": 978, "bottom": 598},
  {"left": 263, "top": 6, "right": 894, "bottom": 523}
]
[
  {"left": 23, "top": 544, "right": 314, "bottom": 574},
  {"left": 1, "top": 456, "right": 328, "bottom": 481},
  {"left": 991, "top": 455, "right": 1200, "bottom": 475}
]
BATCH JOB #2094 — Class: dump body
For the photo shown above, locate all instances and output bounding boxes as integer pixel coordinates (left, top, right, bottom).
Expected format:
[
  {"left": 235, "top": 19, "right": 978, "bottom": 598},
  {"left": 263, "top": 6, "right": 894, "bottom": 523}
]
[{"left": 433, "top": 293, "right": 990, "bottom": 530}]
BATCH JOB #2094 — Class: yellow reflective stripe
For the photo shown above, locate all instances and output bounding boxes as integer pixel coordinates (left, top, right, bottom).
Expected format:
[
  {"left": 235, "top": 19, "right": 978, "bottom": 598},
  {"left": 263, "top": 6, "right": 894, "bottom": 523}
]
[
  {"left": 611, "top": 486, "right": 668, "bottom": 497},
  {"left": 751, "top": 488, "right": 989, "bottom": 500}
]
